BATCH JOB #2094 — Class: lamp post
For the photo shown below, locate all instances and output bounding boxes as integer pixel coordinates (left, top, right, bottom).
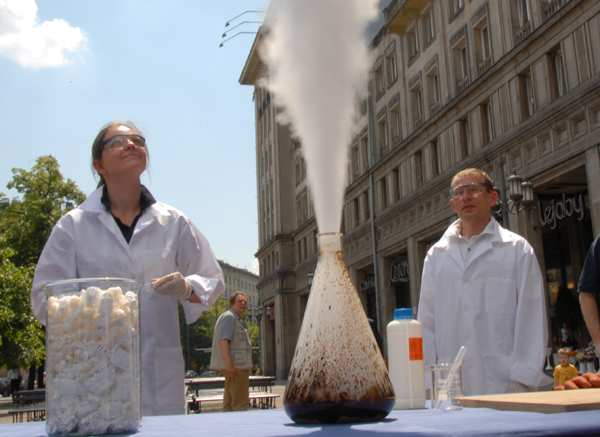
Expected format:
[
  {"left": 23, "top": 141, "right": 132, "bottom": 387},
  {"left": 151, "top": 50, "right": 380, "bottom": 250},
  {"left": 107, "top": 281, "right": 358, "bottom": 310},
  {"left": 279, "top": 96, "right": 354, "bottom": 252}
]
[{"left": 504, "top": 171, "right": 535, "bottom": 214}]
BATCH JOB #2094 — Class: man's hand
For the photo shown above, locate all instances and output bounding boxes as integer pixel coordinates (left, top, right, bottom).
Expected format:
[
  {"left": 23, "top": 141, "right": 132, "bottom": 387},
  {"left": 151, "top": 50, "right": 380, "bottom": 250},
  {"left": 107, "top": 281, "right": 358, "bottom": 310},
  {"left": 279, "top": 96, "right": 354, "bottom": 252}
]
[
  {"left": 151, "top": 272, "right": 192, "bottom": 300},
  {"left": 223, "top": 367, "right": 237, "bottom": 378}
]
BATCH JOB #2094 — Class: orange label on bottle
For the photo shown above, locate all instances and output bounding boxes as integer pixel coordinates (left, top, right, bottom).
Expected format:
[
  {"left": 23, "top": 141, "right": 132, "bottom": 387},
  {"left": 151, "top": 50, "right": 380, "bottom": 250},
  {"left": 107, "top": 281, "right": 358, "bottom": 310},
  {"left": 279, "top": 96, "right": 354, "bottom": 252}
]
[{"left": 408, "top": 337, "right": 423, "bottom": 361}]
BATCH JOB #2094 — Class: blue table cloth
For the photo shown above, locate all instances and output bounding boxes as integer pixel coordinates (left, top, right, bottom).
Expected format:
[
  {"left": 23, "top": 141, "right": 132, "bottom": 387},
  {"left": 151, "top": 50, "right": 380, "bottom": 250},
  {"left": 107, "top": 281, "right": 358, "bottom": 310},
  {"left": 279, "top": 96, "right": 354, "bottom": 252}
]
[{"left": 3, "top": 406, "right": 600, "bottom": 437}]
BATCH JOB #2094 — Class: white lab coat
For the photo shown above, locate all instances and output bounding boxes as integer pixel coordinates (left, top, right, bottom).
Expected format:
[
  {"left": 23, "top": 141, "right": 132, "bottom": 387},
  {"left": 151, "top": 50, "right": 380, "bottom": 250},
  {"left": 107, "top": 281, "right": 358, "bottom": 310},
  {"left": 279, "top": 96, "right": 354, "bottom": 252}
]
[
  {"left": 417, "top": 218, "right": 552, "bottom": 395},
  {"left": 31, "top": 188, "right": 224, "bottom": 415}
]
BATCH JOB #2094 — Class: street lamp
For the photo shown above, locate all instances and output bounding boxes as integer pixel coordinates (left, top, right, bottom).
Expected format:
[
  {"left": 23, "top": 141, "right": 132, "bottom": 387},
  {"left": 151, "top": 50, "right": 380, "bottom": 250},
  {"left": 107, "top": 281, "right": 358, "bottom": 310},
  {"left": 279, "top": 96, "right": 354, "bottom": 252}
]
[{"left": 505, "top": 171, "right": 535, "bottom": 214}]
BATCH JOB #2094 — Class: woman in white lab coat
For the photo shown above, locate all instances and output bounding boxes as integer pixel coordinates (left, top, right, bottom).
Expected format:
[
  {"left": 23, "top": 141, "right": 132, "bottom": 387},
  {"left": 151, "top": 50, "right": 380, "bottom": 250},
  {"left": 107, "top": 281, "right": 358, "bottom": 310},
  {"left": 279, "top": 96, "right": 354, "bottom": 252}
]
[{"left": 31, "top": 121, "right": 225, "bottom": 416}]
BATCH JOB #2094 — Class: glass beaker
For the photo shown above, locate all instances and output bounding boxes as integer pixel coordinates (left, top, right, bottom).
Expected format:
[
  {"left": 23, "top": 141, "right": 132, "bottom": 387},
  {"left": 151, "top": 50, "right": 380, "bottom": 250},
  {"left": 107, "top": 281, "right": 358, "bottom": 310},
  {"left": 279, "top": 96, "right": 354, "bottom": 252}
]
[
  {"left": 430, "top": 362, "right": 463, "bottom": 411},
  {"left": 284, "top": 233, "right": 395, "bottom": 423},
  {"left": 45, "top": 278, "right": 141, "bottom": 436}
]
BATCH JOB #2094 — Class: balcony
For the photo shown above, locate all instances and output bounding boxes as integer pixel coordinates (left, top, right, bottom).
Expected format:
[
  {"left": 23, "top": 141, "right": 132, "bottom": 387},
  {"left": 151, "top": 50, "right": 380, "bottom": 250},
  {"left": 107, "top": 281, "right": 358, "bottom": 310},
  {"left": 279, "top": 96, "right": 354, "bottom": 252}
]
[
  {"left": 542, "top": 0, "right": 570, "bottom": 20},
  {"left": 477, "top": 57, "right": 493, "bottom": 75},
  {"left": 385, "top": 0, "right": 430, "bottom": 34},
  {"left": 514, "top": 21, "right": 532, "bottom": 45},
  {"left": 456, "top": 76, "right": 470, "bottom": 94}
]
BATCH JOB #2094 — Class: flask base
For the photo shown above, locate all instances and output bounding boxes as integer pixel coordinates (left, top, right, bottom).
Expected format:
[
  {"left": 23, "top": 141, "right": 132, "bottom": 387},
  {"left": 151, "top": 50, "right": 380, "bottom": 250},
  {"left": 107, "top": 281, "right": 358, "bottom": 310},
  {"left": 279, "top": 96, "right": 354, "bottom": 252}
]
[{"left": 284, "top": 399, "right": 394, "bottom": 424}]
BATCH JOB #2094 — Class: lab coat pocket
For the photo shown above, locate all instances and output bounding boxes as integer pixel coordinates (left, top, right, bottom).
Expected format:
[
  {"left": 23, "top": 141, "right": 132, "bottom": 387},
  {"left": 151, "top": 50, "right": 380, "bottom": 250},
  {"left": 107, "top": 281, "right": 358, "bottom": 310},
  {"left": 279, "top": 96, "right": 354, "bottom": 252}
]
[
  {"left": 481, "top": 278, "right": 516, "bottom": 354},
  {"left": 154, "top": 346, "right": 185, "bottom": 414}
]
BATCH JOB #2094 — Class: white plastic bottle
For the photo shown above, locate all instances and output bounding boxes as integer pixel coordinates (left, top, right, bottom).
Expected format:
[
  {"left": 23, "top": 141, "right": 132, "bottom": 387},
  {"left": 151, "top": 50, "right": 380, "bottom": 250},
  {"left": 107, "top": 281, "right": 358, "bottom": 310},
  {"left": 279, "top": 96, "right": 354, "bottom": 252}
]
[{"left": 386, "top": 307, "right": 425, "bottom": 409}]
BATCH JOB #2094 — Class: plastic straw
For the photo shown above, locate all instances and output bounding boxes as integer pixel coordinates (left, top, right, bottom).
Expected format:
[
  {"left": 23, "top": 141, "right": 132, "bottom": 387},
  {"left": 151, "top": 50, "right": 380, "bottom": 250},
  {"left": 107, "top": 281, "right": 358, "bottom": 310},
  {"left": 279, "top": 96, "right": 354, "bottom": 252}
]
[{"left": 435, "top": 345, "right": 466, "bottom": 409}]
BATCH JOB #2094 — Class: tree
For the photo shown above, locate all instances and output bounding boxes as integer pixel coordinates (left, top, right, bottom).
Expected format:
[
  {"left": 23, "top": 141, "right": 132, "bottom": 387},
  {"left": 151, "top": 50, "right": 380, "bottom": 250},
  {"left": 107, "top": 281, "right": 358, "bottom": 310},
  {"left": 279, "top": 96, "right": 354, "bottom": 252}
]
[
  {"left": 0, "top": 156, "right": 85, "bottom": 266},
  {"left": 0, "top": 156, "right": 85, "bottom": 374},
  {"left": 180, "top": 297, "right": 261, "bottom": 372},
  {"left": 0, "top": 249, "right": 44, "bottom": 368}
]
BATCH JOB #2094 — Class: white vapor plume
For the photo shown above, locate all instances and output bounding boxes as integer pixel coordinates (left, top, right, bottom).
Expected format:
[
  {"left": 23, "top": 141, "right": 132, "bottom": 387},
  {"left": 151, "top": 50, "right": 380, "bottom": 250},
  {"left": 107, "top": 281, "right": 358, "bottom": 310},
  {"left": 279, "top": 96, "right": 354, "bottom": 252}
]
[
  {"left": 260, "top": 0, "right": 378, "bottom": 234},
  {"left": 0, "top": 0, "right": 86, "bottom": 68}
]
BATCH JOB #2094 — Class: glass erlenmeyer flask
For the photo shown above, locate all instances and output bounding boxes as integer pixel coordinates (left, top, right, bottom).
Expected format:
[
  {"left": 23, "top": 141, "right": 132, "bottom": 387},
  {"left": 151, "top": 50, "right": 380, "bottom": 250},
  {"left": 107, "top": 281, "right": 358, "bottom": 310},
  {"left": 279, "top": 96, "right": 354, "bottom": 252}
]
[{"left": 284, "top": 232, "right": 395, "bottom": 423}]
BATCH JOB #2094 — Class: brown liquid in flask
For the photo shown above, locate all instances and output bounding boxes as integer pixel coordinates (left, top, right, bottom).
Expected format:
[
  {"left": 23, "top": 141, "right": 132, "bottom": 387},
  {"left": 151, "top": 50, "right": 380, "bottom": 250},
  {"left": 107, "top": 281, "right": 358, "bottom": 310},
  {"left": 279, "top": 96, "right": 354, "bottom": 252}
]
[{"left": 284, "top": 233, "right": 395, "bottom": 424}]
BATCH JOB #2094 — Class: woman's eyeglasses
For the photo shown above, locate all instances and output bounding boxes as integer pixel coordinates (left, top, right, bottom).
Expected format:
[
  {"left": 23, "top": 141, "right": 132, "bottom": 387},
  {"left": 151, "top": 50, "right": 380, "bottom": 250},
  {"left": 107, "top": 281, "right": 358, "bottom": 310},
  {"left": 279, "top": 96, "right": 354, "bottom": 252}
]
[{"left": 102, "top": 134, "right": 146, "bottom": 151}]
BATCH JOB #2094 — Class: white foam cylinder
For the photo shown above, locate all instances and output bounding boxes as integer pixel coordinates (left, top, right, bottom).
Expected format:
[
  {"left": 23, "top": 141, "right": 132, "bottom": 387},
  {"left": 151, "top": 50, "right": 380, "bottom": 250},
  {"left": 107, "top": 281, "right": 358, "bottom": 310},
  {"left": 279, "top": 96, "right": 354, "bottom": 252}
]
[{"left": 386, "top": 308, "right": 425, "bottom": 409}]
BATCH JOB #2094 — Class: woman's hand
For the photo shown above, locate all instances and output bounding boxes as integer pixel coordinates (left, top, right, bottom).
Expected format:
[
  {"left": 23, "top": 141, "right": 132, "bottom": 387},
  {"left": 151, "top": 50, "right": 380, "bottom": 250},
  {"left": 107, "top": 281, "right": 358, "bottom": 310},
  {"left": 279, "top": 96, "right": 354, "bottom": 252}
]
[{"left": 151, "top": 272, "right": 192, "bottom": 300}]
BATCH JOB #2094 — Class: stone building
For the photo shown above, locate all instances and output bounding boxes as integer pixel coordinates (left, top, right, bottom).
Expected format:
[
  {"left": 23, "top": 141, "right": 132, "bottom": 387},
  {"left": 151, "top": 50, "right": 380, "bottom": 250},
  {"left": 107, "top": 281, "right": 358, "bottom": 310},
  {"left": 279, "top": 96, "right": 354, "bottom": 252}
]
[
  {"left": 218, "top": 260, "right": 259, "bottom": 324},
  {"left": 240, "top": 0, "right": 600, "bottom": 379}
]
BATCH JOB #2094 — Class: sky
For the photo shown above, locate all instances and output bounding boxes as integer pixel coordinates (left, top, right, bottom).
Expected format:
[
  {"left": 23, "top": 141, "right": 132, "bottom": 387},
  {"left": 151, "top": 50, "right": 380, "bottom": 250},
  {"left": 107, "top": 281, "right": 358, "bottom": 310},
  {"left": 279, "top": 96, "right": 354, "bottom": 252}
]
[{"left": 0, "top": 0, "right": 266, "bottom": 274}]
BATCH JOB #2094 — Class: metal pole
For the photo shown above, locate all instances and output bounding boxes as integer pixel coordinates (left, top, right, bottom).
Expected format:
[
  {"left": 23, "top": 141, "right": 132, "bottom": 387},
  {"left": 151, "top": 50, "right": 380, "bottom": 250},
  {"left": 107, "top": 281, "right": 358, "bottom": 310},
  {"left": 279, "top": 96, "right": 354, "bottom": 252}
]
[{"left": 366, "top": 79, "right": 382, "bottom": 333}]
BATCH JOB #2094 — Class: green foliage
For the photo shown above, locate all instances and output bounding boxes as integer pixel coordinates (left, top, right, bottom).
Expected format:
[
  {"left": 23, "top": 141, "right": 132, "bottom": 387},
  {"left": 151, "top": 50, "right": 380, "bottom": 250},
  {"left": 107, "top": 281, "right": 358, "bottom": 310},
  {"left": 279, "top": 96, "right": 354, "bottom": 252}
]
[
  {"left": 0, "top": 155, "right": 85, "bottom": 266},
  {"left": 0, "top": 156, "right": 85, "bottom": 368},
  {"left": 0, "top": 249, "right": 44, "bottom": 368},
  {"left": 181, "top": 298, "right": 261, "bottom": 371}
]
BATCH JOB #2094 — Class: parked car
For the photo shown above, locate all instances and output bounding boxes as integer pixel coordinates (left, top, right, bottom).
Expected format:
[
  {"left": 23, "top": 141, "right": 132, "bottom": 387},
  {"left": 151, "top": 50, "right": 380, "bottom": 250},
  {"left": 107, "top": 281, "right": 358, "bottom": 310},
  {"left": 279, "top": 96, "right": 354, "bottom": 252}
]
[
  {"left": 0, "top": 377, "right": 10, "bottom": 397},
  {"left": 185, "top": 370, "right": 198, "bottom": 379},
  {"left": 199, "top": 370, "right": 218, "bottom": 378}
]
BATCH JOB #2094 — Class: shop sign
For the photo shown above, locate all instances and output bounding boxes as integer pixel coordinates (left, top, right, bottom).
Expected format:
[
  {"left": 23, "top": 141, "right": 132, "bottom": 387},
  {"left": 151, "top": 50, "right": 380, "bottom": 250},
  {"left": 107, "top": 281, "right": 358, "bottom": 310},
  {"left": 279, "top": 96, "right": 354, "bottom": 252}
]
[
  {"left": 538, "top": 193, "right": 585, "bottom": 230},
  {"left": 391, "top": 258, "right": 409, "bottom": 283}
]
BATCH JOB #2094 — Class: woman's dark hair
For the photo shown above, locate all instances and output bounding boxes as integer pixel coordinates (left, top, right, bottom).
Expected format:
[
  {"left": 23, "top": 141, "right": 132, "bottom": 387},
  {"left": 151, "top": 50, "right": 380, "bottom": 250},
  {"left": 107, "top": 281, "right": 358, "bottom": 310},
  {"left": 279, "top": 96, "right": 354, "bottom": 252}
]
[{"left": 91, "top": 120, "right": 147, "bottom": 187}]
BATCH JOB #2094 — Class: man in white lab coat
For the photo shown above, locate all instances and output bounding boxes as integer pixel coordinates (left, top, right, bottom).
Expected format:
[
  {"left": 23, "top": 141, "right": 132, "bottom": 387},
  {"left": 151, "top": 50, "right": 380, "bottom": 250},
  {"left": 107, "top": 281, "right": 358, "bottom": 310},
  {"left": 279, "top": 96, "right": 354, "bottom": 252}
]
[
  {"left": 31, "top": 121, "right": 225, "bottom": 416},
  {"left": 418, "top": 168, "right": 551, "bottom": 396}
]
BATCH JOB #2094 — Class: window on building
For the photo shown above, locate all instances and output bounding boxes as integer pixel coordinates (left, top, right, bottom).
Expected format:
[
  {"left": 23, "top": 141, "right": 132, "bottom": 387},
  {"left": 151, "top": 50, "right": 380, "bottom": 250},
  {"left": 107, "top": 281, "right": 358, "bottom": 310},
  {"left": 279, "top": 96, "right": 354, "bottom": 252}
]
[
  {"left": 414, "top": 150, "right": 423, "bottom": 187},
  {"left": 353, "top": 197, "right": 360, "bottom": 227},
  {"left": 407, "top": 24, "right": 419, "bottom": 62},
  {"left": 474, "top": 16, "right": 492, "bottom": 74},
  {"left": 425, "top": 64, "right": 440, "bottom": 112},
  {"left": 548, "top": 45, "right": 567, "bottom": 99},
  {"left": 458, "top": 116, "right": 470, "bottom": 159},
  {"left": 351, "top": 144, "right": 360, "bottom": 178},
  {"left": 392, "top": 167, "right": 401, "bottom": 201},
  {"left": 362, "top": 190, "right": 370, "bottom": 222},
  {"left": 519, "top": 67, "right": 535, "bottom": 121},
  {"left": 452, "top": 35, "right": 469, "bottom": 93},
  {"left": 302, "top": 237, "right": 307, "bottom": 261},
  {"left": 422, "top": 7, "right": 436, "bottom": 48},
  {"left": 390, "top": 103, "right": 402, "bottom": 144},
  {"left": 385, "top": 42, "right": 398, "bottom": 87},
  {"left": 377, "top": 114, "right": 388, "bottom": 156},
  {"left": 512, "top": 0, "right": 532, "bottom": 43},
  {"left": 379, "top": 177, "right": 388, "bottom": 210},
  {"left": 375, "top": 60, "right": 385, "bottom": 99},
  {"left": 480, "top": 98, "right": 496, "bottom": 145},
  {"left": 450, "top": 0, "right": 465, "bottom": 20},
  {"left": 295, "top": 156, "right": 303, "bottom": 186},
  {"left": 360, "top": 134, "right": 369, "bottom": 172},
  {"left": 410, "top": 80, "right": 424, "bottom": 128},
  {"left": 430, "top": 137, "right": 440, "bottom": 177}
]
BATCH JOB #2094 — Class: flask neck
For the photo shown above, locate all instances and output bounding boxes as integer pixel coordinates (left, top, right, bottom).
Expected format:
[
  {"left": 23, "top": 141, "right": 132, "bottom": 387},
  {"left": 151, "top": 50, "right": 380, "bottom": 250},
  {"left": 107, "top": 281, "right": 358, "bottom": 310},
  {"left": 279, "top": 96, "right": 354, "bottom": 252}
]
[{"left": 318, "top": 232, "right": 343, "bottom": 253}]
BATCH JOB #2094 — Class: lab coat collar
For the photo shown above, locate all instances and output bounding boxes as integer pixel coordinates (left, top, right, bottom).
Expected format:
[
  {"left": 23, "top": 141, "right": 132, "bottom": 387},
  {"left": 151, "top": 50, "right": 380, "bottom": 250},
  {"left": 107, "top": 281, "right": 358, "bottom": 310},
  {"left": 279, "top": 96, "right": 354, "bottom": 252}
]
[{"left": 440, "top": 218, "right": 511, "bottom": 271}]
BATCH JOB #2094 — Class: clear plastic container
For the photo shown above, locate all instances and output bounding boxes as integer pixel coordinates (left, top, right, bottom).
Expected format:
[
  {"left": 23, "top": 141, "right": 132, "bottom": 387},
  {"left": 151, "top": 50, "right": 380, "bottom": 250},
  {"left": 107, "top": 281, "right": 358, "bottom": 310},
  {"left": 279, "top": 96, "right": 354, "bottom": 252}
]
[{"left": 45, "top": 278, "right": 141, "bottom": 436}]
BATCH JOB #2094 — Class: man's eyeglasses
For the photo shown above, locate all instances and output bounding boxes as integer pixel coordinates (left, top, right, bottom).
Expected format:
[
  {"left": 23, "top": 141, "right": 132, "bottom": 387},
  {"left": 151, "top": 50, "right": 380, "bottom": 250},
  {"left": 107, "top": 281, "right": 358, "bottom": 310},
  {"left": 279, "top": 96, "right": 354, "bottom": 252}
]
[
  {"left": 102, "top": 134, "right": 146, "bottom": 151},
  {"left": 449, "top": 183, "right": 490, "bottom": 199}
]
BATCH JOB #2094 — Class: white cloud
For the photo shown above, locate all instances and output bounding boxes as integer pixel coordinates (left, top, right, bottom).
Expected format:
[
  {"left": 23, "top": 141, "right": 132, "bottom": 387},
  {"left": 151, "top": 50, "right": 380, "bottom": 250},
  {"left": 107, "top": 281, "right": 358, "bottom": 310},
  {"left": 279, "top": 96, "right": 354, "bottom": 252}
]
[{"left": 0, "top": 0, "right": 85, "bottom": 68}]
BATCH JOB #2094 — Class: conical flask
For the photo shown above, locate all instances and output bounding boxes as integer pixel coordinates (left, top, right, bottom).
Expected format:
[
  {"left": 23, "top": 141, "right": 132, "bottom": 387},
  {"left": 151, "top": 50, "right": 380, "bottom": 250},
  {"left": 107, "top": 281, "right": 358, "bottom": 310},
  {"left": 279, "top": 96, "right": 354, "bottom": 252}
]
[{"left": 284, "top": 232, "right": 395, "bottom": 423}]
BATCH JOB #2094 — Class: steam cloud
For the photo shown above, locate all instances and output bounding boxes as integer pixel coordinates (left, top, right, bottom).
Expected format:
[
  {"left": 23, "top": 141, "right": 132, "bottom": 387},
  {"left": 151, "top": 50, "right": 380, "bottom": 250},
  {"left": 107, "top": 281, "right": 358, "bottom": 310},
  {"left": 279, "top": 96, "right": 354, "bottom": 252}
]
[
  {"left": 260, "top": 0, "right": 378, "bottom": 233},
  {"left": 0, "top": 0, "right": 86, "bottom": 68}
]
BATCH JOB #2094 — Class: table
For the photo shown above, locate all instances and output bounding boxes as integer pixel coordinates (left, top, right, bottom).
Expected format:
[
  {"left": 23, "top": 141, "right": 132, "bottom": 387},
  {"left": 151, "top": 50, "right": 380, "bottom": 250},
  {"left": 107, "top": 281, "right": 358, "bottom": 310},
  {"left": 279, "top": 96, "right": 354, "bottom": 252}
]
[
  {"left": 3, "top": 405, "right": 600, "bottom": 436},
  {"left": 185, "top": 376, "right": 275, "bottom": 396}
]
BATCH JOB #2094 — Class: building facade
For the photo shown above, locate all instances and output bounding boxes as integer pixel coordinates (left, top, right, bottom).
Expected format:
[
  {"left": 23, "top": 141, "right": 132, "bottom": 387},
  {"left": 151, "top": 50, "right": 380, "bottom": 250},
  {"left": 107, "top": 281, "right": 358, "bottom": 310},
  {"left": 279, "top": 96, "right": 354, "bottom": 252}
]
[
  {"left": 218, "top": 260, "right": 260, "bottom": 324},
  {"left": 241, "top": 0, "right": 600, "bottom": 379}
]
